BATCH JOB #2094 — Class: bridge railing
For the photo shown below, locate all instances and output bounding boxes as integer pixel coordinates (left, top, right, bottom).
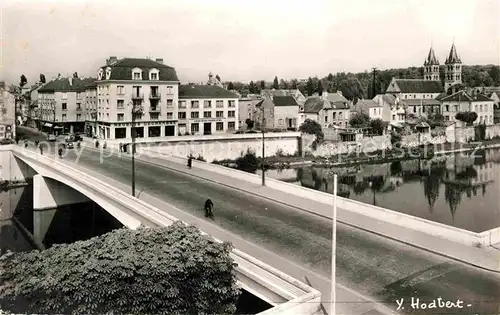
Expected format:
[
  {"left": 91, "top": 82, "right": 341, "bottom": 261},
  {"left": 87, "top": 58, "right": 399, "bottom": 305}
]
[{"left": 10, "top": 146, "right": 321, "bottom": 314}]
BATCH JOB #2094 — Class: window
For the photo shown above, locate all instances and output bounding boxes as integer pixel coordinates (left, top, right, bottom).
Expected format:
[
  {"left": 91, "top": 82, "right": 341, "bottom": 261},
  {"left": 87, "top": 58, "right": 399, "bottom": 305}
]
[
  {"left": 339, "top": 112, "right": 343, "bottom": 119},
  {"left": 191, "top": 112, "right": 199, "bottom": 119},
  {"left": 76, "top": 103, "right": 81, "bottom": 110},
  {"left": 191, "top": 123, "right": 199, "bottom": 133},
  {"left": 117, "top": 113, "right": 124, "bottom": 121},
  {"left": 77, "top": 92, "right": 83, "bottom": 99},
  {"left": 76, "top": 114, "right": 82, "bottom": 121},
  {"left": 179, "top": 101, "right": 186, "bottom": 108},
  {"left": 392, "top": 114, "right": 396, "bottom": 120},
  {"left": 216, "top": 122, "right": 224, "bottom": 131},
  {"left": 178, "top": 112, "right": 186, "bottom": 119},
  {"left": 62, "top": 93, "right": 68, "bottom": 100},
  {"left": 62, "top": 114, "right": 67, "bottom": 121},
  {"left": 191, "top": 101, "right": 199, "bottom": 108},
  {"left": 324, "top": 116, "right": 328, "bottom": 122},
  {"left": 151, "top": 73, "right": 158, "bottom": 80},
  {"left": 117, "top": 100, "right": 124, "bottom": 108},
  {"left": 228, "top": 122, "right": 235, "bottom": 130},
  {"left": 133, "top": 72, "right": 142, "bottom": 80},
  {"left": 166, "top": 86, "right": 174, "bottom": 95},
  {"left": 133, "top": 113, "right": 142, "bottom": 120},
  {"left": 279, "top": 119, "right": 283, "bottom": 125},
  {"left": 480, "top": 105, "right": 483, "bottom": 112},
  {"left": 216, "top": 111, "right": 224, "bottom": 118},
  {"left": 445, "top": 105, "right": 449, "bottom": 111},
  {"left": 204, "top": 111, "right": 211, "bottom": 118},
  {"left": 454, "top": 105, "right": 458, "bottom": 112},
  {"left": 216, "top": 100, "right": 224, "bottom": 108},
  {"left": 167, "top": 113, "right": 174, "bottom": 120},
  {"left": 167, "top": 99, "right": 173, "bottom": 107},
  {"left": 228, "top": 100, "right": 235, "bottom": 107},
  {"left": 62, "top": 103, "right": 67, "bottom": 110},
  {"left": 150, "top": 113, "right": 159, "bottom": 120},
  {"left": 117, "top": 86, "right": 125, "bottom": 95},
  {"left": 332, "top": 112, "right": 336, "bottom": 119},
  {"left": 228, "top": 111, "right": 235, "bottom": 117},
  {"left": 204, "top": 100, "right": 212, "bottom": 108}
]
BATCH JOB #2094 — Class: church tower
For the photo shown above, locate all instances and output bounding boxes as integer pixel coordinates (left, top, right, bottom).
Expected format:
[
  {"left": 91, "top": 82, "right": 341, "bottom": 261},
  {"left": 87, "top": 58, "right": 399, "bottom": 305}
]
[
  {"left": 444, "top": 42, "right": 462, "bottom": 92},
  {"left": 424, "top": 45, "right": 440, "bottom": 81}
]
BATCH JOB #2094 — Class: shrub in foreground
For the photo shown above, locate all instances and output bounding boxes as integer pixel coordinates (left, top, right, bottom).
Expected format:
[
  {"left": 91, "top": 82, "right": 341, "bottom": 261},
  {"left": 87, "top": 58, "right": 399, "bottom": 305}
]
[{"left": 0, "top": 222, "right": 240, "bottom": 315}]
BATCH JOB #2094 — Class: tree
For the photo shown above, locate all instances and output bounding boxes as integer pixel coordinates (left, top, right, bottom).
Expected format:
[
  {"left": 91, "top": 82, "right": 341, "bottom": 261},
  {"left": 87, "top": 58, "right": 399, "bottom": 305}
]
[
  {"left": 369, "top": 118, "right": 386, "bottom": 135},
  {"left": 349, "top": 112, "right": 370, "bottom": 128},
  {"left": 235, "top": 148, "right": 259, "bottom": 173},
  {"left": 245, "top": 118, "right": 254, "bottom": 129},
  {"left": 455, "top": 111, "right": 478, "bottom": 126},
  {"left": 248, "top": 81, "right": 257, "bottom": 94},
  {"left": 20, "top": 75, "right": 27, "bottom": 87},
  {"left": 306, "top": 77, "right": 315, "bottom": 96},
  {"left": 0, "top": 223, "right": 240, "bottom": 314},
  {"left": 299, "top": 119, "right": 324, "bottom": 150},
  {"left": 73, "top": 72, "right": 78, "bottom": 78},
  {"left": 291, "top": 79, "right": 298, "bottom": 89},
  {"left": 216, "top": 74, "right": 221, "bottom": 82},
  {"left": 317, "top": 80, "right": 324, "bottom": 96},
  {"left": 327, "top": 73, "right": 334, "bottom": 81},
  {"left": 260, "top": 80, "right": 266, "bottom": 90},
  {"left": 273, "top": 76, "right": 279, "bottom": 90},
  {"left": 227, "top": 81, "right": 234, "bottom": 90},
  {"left": 39, "top": 74, "right": 46, "bottom": 84}
]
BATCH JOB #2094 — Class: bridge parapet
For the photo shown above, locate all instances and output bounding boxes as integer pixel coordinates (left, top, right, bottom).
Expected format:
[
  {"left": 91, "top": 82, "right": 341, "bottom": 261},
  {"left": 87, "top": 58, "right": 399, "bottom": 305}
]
[{"left": 10, "top": 146, "right": 321, "bottom": 314}]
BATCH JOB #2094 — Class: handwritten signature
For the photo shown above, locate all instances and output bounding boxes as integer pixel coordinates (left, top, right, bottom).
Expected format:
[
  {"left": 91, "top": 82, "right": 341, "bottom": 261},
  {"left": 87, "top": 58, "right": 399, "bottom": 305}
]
[{"left": 396, "top": 297, "right": 472, "bottom": 311}]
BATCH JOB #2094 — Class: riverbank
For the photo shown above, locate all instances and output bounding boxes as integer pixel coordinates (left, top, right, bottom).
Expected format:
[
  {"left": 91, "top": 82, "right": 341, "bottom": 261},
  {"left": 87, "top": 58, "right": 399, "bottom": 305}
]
[
  {"left": 0, "top": 180, "right": 29, "bottom": 191},
  {"left": 213, "top": 139, "right": 500, "bottom": 170}
]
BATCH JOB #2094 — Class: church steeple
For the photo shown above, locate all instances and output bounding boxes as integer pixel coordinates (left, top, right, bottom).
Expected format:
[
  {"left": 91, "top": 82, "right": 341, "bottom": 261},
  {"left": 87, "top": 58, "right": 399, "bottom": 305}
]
[
  {"left": 424, "top": 45, "right": 440, "bottom": 81},
  {"left": 444, "top": 42, "right": 462, "bottom": 91}
]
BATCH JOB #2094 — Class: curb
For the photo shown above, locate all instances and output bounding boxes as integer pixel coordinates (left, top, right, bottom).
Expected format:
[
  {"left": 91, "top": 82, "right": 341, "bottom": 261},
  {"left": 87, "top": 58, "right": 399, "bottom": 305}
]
[{"left": 86, "top": 146, "right": 500, "bottom": 274}]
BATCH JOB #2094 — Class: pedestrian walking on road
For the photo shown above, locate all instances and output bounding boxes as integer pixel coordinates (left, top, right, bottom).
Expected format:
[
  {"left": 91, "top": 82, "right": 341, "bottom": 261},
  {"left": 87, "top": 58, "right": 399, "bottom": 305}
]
[
  {"left": 187, "top": 155, "right": 193, "bottom": 169},
  {"left": 204, "top": 198, "right": 214, "bottom": 219},
  {"left": 119, "top": 142, "right": 122, "bottom": 152},
  {"left": 95, "top": 140, "right": 99, "bottom": 148},
  {"left": 39, "top": 145, "right": 43, "bottom": 155},
  {"left": 103, "top": 141, "right": 107, "bottom": 149}
]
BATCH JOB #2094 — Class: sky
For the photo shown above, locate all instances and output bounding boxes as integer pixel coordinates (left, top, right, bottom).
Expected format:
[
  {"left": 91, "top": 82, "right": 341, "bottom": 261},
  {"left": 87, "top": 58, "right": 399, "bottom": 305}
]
[{"left": 1, "top": 0, "right": 499, "bottom": 86}]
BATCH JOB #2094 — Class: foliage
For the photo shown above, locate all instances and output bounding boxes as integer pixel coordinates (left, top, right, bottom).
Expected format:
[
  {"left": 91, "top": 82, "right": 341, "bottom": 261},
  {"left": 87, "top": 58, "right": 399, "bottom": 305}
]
[
  {"left": 216, "top": 74, "right": 221, "bottom": 82},
  {"left": 248, "top": 81, "right": 260, "bottom": 94},
  {"left": 0, "top": 222, "right": 240, "bottom": 315},
  {"left": 455, "top": 111, "right": 478, "bottom": 126},
  {"left": 299, "top": 119, "right": 324, "bottom": 150},
  {"left": 369, "top": 118, "right": 386, "bottom": 135},
  {"left": 317, "top": 80, "right": 323, "bottom": 96},
  {"left": 235, "top": 148, "right": 259, "bottom": 173},
  {"left": 245, "top": 118, "right": 254, "bottom": 129},
  {"left": 390, "top": 131, "right": 402, "bottom": 145},
  {"left": 349, "top": 112, "right": 370, "bottom": 128},
  {"left": 474, "top": 124, "right": 487, "bottom": 141},
  {"left": 196, "top": 154, "right": 206, "bottom": 162},
  {"left": 227, "top": 81, "right": 234, "bottom": 90},
  {"left": 306, "top": 77, "right": 315, "bottom": 96},
  {"left": 39, "top": 73, "right": 46, "bottom": 84},
  {"left": 20, "top": 75, "right": 27, "bottom": 87},
  {"left": 73, "top": 72, "right": 79, "bottom": 78},
  {"left": 280, "top": 79, "right": 288, "bottom": 89},
  {"left": 273, "top": 76, "right": 279, "bottom": 90}
]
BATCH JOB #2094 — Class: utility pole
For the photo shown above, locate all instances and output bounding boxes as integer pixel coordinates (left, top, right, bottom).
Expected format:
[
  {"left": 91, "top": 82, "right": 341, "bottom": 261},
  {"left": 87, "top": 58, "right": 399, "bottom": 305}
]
[
  {"left": 331, "top": 174, "right": 338, "bottom": 315},
  {"left": 129, "top": 100, "right": 142, "bottom": 197},
  {"left": 372, "top": 67, "right": 378, "bottom": 98},
  {"left": 259, "top": 106, "right": 266, "bottom": 186}
]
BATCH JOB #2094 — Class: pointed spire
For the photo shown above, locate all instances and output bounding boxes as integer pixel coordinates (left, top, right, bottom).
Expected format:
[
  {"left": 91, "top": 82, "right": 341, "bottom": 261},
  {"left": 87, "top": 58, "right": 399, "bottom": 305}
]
[
  {"left": 424, "top": 45, "right": 439, "bottom": 65},
  {"left": 445, "top": 42, "right": 462, "bottom": 64}
]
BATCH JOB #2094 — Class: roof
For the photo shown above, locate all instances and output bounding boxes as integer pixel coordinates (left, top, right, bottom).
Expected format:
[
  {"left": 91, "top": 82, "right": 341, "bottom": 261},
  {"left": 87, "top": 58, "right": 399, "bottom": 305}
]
[
  {"left": 356, "top": 99, "right": 381, "bottom": 108},
  {"left": 273, "top": 96, "right": 298, "bottom": 106},
  {"left": 424, "top": 46, "right": 439, "bottom": 66},
  {"left": 445, "top": 43, "right": 461, "bottom": 64},
  {"left": 388, "top": 79, "right": 443, "bottom": 93},
  {"left": 440, "top": 90, "right": 493, "bottom": 102},
  {"left": 436, "top": 92, "right": 448, "bottom": 101},
  {"left": 38, "top": 77, "right": 96, "bottom": 93},
  {"left": 178, "top": 85, "right": 238, "bottom": 99},
  {"left": 404, "top": 99, "right": 441, "bottom": 106},
  {"left": 326, "top": 92, "right": 348, "bottom": 103},
  {"left": 98, "top": 58, "right": 179, "bottom": 81},
  {"left": 303, "top": 97, "right": 325, "bottom": 113}
]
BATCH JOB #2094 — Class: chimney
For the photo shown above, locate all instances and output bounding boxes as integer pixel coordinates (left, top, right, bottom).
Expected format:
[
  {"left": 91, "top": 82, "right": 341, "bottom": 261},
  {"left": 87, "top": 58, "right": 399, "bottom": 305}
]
[
  {"left": 106, "top": 56, "right": 118, "bottom": 65},
  {"left": 155, "top": 58, "right": 163, "bottom": 64}
]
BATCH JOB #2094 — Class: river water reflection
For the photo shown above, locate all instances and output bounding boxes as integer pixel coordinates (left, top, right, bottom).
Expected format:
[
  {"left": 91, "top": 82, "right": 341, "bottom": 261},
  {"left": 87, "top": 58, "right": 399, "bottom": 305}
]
[{"left": 262, "top": 148, "right": 500, "bottom": 233}]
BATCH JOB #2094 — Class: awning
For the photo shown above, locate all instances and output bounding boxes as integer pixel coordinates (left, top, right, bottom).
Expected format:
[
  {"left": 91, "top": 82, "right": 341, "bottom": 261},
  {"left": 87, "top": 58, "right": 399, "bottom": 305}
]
[{"left": 44, "top": 123, "right": 53, "bottom": 127}]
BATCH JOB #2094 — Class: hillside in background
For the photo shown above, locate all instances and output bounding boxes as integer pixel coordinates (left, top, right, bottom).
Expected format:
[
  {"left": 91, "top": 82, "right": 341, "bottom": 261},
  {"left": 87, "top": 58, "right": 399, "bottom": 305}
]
[{"left": 229, "top": 65, "right": 500, "bottom": 101}]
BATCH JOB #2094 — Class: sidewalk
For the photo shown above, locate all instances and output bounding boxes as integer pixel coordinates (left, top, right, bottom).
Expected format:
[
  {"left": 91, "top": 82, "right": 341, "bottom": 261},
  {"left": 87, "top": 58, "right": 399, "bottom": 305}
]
[
  {"left": 94, "top": 147, "right": 500, "bottom": 274},
  {"left": 58, "top": 147, "right": 394, "bottom": 315}
]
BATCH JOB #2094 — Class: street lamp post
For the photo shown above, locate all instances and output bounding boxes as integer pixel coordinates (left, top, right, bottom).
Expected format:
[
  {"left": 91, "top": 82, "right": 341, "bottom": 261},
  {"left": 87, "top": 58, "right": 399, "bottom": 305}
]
[
  {"left": 129, "top": 101, "right": 142, "bottom": 197},
  {"left": 258, "top": 106, "right": 266, "bottom": 186},
  {"left": 331, "top": 174, "right": 338, "bottom": 315}
]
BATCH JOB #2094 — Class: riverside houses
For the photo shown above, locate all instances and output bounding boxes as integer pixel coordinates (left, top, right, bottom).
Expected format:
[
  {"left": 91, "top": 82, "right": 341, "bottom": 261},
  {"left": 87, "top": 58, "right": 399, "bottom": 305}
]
[
  {"left": 95, "top": 56, "right": 180, "bottom": 139},
  {"left": 178, "top": 85, "right": 239, "bottom": 135}
]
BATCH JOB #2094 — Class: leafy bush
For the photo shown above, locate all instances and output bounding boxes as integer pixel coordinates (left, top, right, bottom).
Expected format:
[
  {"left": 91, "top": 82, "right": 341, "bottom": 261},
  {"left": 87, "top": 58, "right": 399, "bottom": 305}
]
[
  {"left": 369, "top": 118, "right": 386, "bottom": 135},
  {"left": 455, "top": 111, "right": 478, "bottom": 126},
  {"left": 245, "top": 118, "right": 254, "bottom": 129},
  {"left": 196, "top": 154, "right": 206, "bottom": 161},
  {"left": 299, "top": 119, "right": 324, "bottom": 150},
  {"left": 349, "top": 112, "right": 370, "bottom": 128},
  {"left": 390, "top": 131, "right": 402, "bottom": 145},
  {"left": 0, "top": 222, "right": 240, "bottom": 315}
]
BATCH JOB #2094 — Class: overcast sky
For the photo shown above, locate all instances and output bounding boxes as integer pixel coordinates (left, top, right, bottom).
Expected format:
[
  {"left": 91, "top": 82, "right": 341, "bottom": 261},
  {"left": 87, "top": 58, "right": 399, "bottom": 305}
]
[{"left": 1, "top": 0, "right": 499, "bottom": 85}]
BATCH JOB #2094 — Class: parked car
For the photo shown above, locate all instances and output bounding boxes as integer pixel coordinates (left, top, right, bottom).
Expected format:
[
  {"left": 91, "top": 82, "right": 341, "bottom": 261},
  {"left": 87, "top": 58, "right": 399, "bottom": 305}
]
[{"left": 48, "top": 134, "right": 56, "bottom": 142}]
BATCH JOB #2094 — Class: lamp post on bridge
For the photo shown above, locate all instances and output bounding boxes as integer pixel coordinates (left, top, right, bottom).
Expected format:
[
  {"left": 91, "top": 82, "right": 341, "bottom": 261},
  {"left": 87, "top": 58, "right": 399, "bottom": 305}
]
[
  {"left": 128, "top": 101, "right": 142, "bottom": 197},
  {"left": 258, "top": 105, "right": 266, "bottom": 186}
]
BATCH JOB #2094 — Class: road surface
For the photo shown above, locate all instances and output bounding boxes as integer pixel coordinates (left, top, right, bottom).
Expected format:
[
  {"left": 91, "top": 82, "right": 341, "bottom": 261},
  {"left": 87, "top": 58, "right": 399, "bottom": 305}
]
[{"left": 16, "top": 129, "right": 500, "bottom": 314}]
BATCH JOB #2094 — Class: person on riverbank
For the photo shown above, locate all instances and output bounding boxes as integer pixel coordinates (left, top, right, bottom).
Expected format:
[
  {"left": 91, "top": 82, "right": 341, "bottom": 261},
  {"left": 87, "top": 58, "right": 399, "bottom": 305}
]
[
  {"left": 187, "top": 155, "right": 193, "bottom": 168},
  {"left": 119, "top": 142, "right": 123, "bottom": 152}
]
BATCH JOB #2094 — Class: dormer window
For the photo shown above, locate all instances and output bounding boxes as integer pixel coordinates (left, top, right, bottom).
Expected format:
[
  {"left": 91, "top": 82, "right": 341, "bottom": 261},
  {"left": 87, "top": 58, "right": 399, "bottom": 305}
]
[
  {"left": 149, "top": 68, "right": 159, "bottom": 80},
  {"left": 132, "top": 68, "right": 142, "bottom": 80},
  {"left": 105, "top": 67, "right": 111, "bottom": 80},
  {"left": 97, "top": 69, "right": 104, "bottom": 80}
]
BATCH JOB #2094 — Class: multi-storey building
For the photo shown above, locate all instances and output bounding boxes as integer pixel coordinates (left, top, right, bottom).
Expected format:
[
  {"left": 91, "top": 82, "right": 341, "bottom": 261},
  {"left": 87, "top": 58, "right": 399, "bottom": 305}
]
[
  {"left": 84, "top": 80, "right": 97, "bottom": 137},
  {"left": 238, "top": 95, "right": 262, "bottom": 129},
  {"left": 440, "top": 91, "right": 494, "bottom": 125},
  {"left": 373, "top": 94, "right": 406, "bottom": 127},
  {"left": 177, "top": 84, "right": 239, "bottom": 135},
  {"left": 0, "top": 85, "right": 15, "bottom": 139},
  {"left": 95, "top": 57, "right": 180, "bottom": 139},
  {"left": 38, "top": 76, "right": 91, "bottom": 134},
  {"left": 353, "top": 99, "right": 383, "bottom": 120},
  {"left": 321, "top": 91, "right": 351, "bottom": 128},
  {"left": 444, "top": 43, "right": 462, "bottom": 92}
]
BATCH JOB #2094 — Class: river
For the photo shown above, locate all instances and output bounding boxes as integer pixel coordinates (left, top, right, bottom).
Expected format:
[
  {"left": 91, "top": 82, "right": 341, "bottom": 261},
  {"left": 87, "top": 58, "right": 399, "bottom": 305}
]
[{"left": 260, "top": 148, "right": 500, "bottom": 233}]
